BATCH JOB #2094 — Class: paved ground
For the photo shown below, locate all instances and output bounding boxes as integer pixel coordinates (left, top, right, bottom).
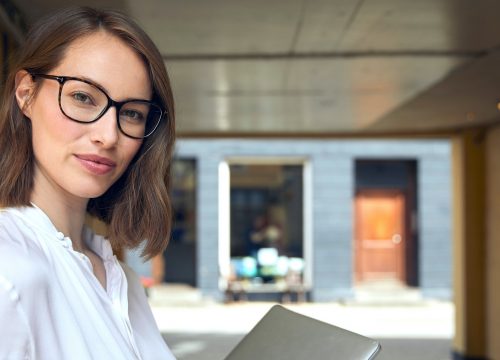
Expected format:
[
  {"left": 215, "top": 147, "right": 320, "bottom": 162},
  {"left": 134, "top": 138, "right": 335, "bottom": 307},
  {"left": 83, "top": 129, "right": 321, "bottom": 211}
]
[
  {"left": 149, "top": 285, "right": 454, "bottom": 360},
  {"left": 162, "top": 333, "right": 452, "bottom": 360}
]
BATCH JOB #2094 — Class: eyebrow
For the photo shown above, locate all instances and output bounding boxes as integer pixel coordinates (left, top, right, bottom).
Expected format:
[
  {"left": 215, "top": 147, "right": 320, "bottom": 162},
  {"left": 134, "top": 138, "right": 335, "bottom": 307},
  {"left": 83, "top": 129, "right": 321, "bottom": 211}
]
[
  {"left": 77, "top": 75, "right": 152, "bottom": 102},
  {"left": 74, "top": 75, "right": 111, "bottom": 96}
]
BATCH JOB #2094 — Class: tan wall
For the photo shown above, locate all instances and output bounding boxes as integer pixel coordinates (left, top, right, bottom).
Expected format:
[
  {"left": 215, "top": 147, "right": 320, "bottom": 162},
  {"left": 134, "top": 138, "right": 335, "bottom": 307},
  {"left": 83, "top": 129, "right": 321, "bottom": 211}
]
[
  {"left": 452, "top": 130, "right": 488, "bottom": 358},
  {"left": 452, "top": 137, "right": 465, "bottom": 354},
  {"left": 487, "top": 126, "right": 500, "bottom": 359}
]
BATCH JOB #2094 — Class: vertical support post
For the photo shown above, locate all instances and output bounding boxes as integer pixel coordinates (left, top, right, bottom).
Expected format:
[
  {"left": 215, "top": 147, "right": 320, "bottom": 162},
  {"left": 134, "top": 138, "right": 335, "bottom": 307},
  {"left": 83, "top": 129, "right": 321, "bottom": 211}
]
[{"left": 452, "top": 130, "right": 486, "bottom": 359}]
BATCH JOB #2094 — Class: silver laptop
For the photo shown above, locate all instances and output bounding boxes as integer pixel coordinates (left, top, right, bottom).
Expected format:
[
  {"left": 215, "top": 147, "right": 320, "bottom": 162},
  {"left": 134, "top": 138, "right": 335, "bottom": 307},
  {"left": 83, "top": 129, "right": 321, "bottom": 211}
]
[{"left": 224, "top": 305, "right": 381, "bottom": 360}]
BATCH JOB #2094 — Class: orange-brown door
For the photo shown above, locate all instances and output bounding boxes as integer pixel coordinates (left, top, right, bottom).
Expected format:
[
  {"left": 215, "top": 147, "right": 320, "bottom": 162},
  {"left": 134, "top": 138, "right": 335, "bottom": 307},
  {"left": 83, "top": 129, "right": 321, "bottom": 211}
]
[{"left": 355, "top": 190, "right": 406, "bottom": 283}]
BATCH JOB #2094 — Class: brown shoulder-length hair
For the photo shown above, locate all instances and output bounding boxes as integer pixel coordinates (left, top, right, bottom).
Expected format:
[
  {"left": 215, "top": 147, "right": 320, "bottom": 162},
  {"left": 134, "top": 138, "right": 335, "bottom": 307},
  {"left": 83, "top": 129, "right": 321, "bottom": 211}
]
[{"left": 0, "top": 7, "right": 175, "bottom": 259}]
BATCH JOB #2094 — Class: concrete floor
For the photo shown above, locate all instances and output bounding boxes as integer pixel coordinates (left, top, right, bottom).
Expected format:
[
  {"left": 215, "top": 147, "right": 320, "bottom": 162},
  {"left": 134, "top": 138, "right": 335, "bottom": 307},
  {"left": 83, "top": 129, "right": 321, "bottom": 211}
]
[
  {"left": 163, "top": 333, "right": 452, "bottom": 360},
  {"left": 150, "top": 285, "right": 454, "bottom": 360}
]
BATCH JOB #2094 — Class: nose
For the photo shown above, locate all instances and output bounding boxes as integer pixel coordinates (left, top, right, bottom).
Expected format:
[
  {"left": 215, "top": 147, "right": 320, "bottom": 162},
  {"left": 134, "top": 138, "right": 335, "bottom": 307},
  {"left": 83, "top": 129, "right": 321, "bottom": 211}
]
[{"left": 89, "top": 106, "right": 119, "bottom": 148}]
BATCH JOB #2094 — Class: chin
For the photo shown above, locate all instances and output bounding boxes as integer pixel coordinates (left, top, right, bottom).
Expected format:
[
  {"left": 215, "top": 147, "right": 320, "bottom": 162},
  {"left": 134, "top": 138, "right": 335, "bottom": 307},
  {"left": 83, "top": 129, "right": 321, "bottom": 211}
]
[
  {"left": 78, "top": 190, "right": 109, "bottom": 199},
  {"left": 71, "top": 183, "right": 113, "bottom": 199}
]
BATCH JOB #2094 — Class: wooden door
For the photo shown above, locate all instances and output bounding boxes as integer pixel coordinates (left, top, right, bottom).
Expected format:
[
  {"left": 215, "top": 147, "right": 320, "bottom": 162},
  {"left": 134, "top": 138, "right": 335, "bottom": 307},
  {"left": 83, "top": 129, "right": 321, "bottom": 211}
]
[{"left": 355, "top": 190, "right": 406, "bottom": 283}]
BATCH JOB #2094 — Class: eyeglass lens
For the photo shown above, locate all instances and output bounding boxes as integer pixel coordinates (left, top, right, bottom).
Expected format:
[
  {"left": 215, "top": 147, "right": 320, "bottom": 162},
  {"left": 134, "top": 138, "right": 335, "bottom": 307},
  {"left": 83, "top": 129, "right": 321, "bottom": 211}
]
[{"left": 60, "top": 79, "right": 161, "bottom": 138}]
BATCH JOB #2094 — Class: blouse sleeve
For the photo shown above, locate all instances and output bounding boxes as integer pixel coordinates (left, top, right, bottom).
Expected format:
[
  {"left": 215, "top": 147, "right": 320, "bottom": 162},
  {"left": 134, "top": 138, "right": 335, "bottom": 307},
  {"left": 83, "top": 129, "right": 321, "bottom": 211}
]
[{"left": 0, "top": 275, "right": 34, "bottom": 359}]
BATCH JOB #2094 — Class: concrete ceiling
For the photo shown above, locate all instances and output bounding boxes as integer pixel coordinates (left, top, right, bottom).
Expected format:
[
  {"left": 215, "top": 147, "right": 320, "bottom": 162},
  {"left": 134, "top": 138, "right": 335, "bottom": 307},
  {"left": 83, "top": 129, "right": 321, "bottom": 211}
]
[{"left": 9, "top": 0, "right": 500, "bottom": 135}]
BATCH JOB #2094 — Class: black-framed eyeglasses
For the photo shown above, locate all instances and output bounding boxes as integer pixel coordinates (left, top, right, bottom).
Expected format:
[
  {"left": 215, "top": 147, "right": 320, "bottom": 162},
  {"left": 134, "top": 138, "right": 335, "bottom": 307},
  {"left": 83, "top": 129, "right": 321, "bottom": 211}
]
[{"left": 30, "top": 73, "right": 164, "bottom": 139}]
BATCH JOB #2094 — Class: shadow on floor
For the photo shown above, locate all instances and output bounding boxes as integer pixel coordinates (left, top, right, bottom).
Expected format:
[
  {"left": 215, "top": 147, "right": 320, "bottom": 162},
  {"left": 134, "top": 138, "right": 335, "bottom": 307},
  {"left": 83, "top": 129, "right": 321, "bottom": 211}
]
[{"left": 163, "top": 332, "right": 452, "bottom": 360}]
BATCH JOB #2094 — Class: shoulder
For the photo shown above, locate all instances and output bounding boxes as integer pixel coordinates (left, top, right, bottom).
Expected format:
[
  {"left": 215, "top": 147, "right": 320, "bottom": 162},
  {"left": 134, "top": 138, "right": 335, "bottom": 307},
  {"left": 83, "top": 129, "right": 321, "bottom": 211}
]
[
  {"left": 0, "top": 210, "right": 37, "bottom": 261},
  {"left": 119, "top": 260, "right": 145, "bottom": 295},
  {"left": 0, "top": 207, "right": 47, "bottom": 252},
  {"left": 118, "top": 260, "right": 152, "bottom": 312},
  {"left": 118, "top": 260, "right": 151, "bottom": 323},
  {"left": 0, "top": 208, "right": 31, "bottom": 241},
  {"left": 0, "top": 207, "right": 47, "bottom": 256}
]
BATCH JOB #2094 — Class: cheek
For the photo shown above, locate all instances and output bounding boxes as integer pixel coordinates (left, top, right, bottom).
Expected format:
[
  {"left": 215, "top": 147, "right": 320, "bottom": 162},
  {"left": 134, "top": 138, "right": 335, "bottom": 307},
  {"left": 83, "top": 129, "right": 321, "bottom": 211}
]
[
  {"left": 121, "top": 140, "right": 143, "bottom": 166},
  {"left": 30, "top": 99, "right": 84, "bottom": 157}
]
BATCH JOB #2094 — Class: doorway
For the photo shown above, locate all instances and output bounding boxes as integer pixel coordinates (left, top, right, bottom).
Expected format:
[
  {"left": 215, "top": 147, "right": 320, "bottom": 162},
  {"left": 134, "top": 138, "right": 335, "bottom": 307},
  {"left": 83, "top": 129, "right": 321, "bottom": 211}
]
[
  {"left": 162, "top": 158, "right": 197, "bottom": 286},
  {"left": 355, "top": 190, "right": 405, "bottom": 282},
  {"left": 354, "top": 159, "right": 418, "bottom": 286},
  {"left": 228, "top": 162, "right": 305, "bottom": 291}
]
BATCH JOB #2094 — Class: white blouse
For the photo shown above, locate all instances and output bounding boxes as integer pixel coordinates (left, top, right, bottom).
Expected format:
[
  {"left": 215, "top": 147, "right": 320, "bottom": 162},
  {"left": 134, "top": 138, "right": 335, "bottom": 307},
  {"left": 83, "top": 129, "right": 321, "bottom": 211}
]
[{"left": 0, "top": 206, "right": 176, "bottom": 360}]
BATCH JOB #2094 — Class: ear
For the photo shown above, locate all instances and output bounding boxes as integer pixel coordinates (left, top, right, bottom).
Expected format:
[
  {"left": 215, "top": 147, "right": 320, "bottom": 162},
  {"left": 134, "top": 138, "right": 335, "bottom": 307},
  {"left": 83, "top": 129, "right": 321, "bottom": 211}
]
[{"left": 14, "top": 70, "right": 36, "bottom": 118}]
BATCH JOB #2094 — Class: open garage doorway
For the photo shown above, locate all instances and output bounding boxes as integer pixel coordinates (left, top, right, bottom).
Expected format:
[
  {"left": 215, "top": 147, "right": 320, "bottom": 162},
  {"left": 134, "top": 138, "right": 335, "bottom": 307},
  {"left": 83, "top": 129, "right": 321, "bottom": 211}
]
[{"left": 224, "top": 160, "right": 308, "bottom": 298}]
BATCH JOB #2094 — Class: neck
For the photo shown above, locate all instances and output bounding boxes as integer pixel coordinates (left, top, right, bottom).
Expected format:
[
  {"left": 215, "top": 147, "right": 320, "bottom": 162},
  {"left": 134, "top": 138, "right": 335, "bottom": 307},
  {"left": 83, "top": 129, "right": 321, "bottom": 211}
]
[{"left": 31, "top": 168, "right": 89, "bottom": 252}]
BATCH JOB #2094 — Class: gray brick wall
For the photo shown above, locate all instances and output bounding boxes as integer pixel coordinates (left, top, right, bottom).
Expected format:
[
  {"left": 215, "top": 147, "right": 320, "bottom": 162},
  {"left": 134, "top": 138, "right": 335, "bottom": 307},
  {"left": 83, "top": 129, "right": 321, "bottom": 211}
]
[
  {"left": 176, "top": 139, "right": 452, "bottom": 301},
  {"left": 418, "top": 156, "right": 452, "bottom": 299}
]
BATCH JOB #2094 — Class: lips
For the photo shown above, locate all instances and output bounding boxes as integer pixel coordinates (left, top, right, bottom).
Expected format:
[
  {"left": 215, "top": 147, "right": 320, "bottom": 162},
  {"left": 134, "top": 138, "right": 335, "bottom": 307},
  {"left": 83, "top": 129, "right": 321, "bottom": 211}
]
[{"left": 75, "top": 154, "right": 116, "bottom": 175}]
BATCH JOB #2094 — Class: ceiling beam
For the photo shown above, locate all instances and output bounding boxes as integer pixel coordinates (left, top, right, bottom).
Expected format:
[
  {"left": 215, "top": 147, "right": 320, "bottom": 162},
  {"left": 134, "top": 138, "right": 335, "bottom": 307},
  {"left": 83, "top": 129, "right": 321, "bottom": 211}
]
[{"left": 163, "top": 50, "right": 480, "bottom": 62}]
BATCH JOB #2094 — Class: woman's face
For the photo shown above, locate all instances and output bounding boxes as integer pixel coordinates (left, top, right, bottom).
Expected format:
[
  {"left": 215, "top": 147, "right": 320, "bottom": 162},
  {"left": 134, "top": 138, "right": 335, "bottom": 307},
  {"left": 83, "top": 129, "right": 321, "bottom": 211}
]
[{"left": 18, "top": 31, "right": 150, "bottom": 202}]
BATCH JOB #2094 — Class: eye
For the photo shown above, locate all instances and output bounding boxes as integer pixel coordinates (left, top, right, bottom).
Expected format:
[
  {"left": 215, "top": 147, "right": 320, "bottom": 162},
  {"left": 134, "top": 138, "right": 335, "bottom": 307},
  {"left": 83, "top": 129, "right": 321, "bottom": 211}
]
[
  {"left": 71, "top": 91, "right": 95, "bottom": 105},
  {"left": 121, "top": 109, "right": 145, "bottom": 122}
]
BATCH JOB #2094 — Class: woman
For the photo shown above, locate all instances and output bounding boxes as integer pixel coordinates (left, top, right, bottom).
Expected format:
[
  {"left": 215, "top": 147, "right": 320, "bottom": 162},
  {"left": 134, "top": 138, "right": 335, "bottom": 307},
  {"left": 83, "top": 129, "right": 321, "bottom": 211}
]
[{"left": 0, "top": 7, "right": 176, "bottom": 359}]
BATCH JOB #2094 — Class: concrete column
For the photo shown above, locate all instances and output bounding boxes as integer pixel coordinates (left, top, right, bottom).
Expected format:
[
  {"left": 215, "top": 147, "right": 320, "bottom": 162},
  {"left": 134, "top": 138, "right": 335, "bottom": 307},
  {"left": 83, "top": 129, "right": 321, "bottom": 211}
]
[
  {"left": 196, "top": 155, "right": 222, "bottom": 299},
  {"left": 311, "top": 155, "right": 354, "bottom": 301}
]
